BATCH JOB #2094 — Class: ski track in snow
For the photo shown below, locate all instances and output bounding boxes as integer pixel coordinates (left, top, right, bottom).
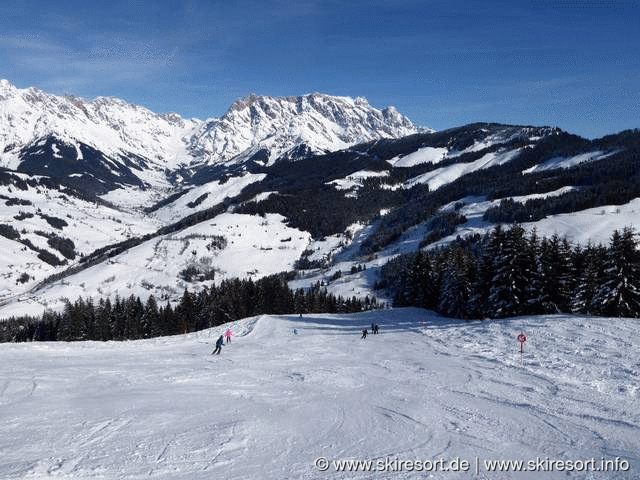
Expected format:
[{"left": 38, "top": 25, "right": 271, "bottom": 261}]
[{"left": 0, "top": 309, "right": 638, "bottom": 479}]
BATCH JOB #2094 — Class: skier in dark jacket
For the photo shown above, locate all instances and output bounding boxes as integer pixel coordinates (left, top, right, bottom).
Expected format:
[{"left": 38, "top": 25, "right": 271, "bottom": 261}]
[
  {"left": 212, "top": 335, "right": 224, "bottom": 354},
  {"left": 361, "top": 328, "right": 368, "bottom": 340}
]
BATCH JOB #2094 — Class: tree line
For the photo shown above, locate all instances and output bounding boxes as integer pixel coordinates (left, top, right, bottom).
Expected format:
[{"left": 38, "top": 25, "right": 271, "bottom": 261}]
[
  {"left": 1, "top": 275, "right": 377, "bottom": 343},
  {"left": 378, "top": 225, "right": 640, "bottom": 319}
]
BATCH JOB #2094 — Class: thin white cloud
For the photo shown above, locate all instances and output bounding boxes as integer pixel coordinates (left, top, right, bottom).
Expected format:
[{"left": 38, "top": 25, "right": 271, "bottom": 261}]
[
  {"left": 0, "top": 34, "right": 66, "bottom": 53},
  {"left": 1, "top": 29, "right": 182, "bottom": 96}
]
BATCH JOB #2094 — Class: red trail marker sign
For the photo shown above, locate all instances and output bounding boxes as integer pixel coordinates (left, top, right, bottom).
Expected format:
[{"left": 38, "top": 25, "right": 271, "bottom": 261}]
[
  {"left": 517, "top": 333, "right": 527, "bottom": 352},
  {"left": 517, "top": 332, "right": 527, "bottom": 364}
]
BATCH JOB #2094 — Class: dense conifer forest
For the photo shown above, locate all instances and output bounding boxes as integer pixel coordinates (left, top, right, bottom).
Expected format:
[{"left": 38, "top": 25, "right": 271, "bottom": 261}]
[
  {"left": 1, "top": 276, "right": 376, "bottom": 343},
  {"left": 379, "top": 226, "right": 640, "bottom": 319}
]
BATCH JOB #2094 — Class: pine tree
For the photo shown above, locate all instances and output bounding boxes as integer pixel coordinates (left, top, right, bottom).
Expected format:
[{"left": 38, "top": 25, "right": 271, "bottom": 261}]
[
  {"left": 293, "top": 289, "right": 307, "bottom": 314},
  {"left": 487, "top": 226, "right": 532, "bottom": 318},
  {"left": 594, "top": 228, "right": 640, "bottom": 317},
  {"left": 58, "top": 300, "right": 75, "bottom": 341},
  {"left": 110, "top": 295, "right": 125, "bottom": 340},
  {"left": 438, "top": 247, "right": 474, "bottom": 319},
  {"left": 160, "top": 301, "right": 179, "bottom": 336},
  {"left": 537, "top": 235, "right": 573, "bottom": 313},
  {"left": 96, "top": 298, "right": 112, "bottom": 340},
  {"left": 470, "top": 226, "right": 503, "bottom": 318},
  {"left": 397, "top": 251, "right": 437, "bottom": 309},
  {"left": 141, "top": 295, "right": 160, "bottom": 338},
  {"left": 178, "top": 288, "right": 196, "bottom": 333},
  {"left": 572, "top": 243, "right": 605, "bottom": 314},
  {"left": 123, "top": 295, "right": 143, "bottom": 339},
  {"left": 525, "top": 228, "right": 545, "bottom": 314},
  {"left": 82, "top": 297, "right": 96, "bottom": 340}
]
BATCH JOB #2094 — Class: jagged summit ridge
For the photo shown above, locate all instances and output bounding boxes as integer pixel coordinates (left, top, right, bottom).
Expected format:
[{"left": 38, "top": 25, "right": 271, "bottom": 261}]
[{"left": 189, "top": 91, "right": 426, "bottom": 166}]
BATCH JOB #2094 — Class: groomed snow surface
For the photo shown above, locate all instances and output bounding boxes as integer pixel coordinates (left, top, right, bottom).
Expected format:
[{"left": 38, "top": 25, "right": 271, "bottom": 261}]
[{"left": 1, "top": 309, "right": 638, "bottom": 479}]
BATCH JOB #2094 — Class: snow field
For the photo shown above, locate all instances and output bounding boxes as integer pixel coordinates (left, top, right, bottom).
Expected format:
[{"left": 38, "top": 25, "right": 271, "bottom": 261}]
[
  {"left": 0, "top": 213, "right": 311, "bottom": 319},
  {"left": 0, "top": 309, "right": 637, "bottom": 479},
  {"left": 405, "top": 148, "right": 526, "bottom": 191},
  {"left": 433, "top": 195, "right": 640, "bottom": 250},
  {"left": 387, "top": 147, "right": 449, "bottom": 167},
  {"left": 327, "top": 170, "right": 390, "bottom": 195},
  {"left": 0, "top": 178, "right": 161, "bottom": 297},
  {"left": 151, "top": 173, "right": 266, "bottom": 223},
  {"left": 523, "top": 150, "right": 622, "bottom": 174},
  {"left": 522, "top": 199, "right": 640, "bottom": 247}
]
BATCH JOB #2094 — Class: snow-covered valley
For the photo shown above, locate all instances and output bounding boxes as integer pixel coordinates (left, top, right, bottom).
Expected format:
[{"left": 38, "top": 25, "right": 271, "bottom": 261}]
[
  {"left": 0, "top": 213, "right": 311, "bottom": 318},
  {"left": 0, "top": 309, "right": 638, "bottom": 479}
]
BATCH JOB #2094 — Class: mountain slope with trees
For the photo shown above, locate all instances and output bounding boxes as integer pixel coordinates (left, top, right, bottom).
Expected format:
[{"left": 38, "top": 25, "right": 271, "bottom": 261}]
[
  {"left": 0, "top": 78, "right": 639, "bottom": 324},
  {"left": 380, "top": 226, "right": 640, "bottom": 320}
]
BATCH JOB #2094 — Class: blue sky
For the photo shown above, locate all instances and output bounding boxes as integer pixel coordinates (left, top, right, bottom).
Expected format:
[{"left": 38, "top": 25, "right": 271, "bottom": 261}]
[{"left": 1, "top": 0, "right": 638, "bottom": 138}]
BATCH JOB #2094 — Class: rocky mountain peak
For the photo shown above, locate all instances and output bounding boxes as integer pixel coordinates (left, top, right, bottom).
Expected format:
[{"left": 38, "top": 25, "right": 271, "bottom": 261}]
[{"left": 192, "top": 92, "right": 425, "bottom": 166}]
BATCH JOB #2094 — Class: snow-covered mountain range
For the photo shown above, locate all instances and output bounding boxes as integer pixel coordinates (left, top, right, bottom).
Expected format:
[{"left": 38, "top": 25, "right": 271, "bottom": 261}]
[
  {"left": 0, "top": 79, "right": 198, "bottom": 193},
  {"left": 0, "top": 80, "right": 638, "bottom": 319},
  {"left": 0, "top": 80, "right": 423, "bottom": 202}
]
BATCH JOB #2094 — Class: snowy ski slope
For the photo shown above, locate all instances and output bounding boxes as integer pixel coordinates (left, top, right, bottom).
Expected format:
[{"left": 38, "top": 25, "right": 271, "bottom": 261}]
[{"left": 0, "top": 308, "right": 638, "bottom": 479}]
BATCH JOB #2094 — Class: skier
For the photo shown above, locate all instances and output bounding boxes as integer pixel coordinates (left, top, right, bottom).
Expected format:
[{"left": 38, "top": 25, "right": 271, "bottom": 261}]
[
  {"left": 212, "top": 335, "right": 224, "bottom": 355},
  {"left": 373, "top": 324, "right": 379, "bottom": 334},
  {"left": 224, "top": 327, "right": 232, "bottom": 343},
  {"left": 361, "top": 328, "right": 368, "bottom": 340}
]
